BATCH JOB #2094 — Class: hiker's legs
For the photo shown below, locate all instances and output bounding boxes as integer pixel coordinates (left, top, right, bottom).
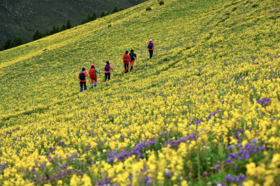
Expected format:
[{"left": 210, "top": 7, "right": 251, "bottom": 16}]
[
  {"left": 149, "top": 50, "right": 153, "bottom": 59},
  {"left": 84, "top": 82, "right": 87, "bottom": 90},
  {"left": 94, "top": 77, "right": 97, "bottom": 87},
  {"left": 80, "top": 82, "right": 83, "bottom": 92},
  {"left": 130, "top": 60, "right": 134, "bottom": 70},
  {"left": 105, "top": 73, "right": 110, "bottom": 81},
  {"left": 91, "top": 79, "right": 94, "bottom": 88},
  {"left": 124, "top": 63, "right": 129, "bottom": 73}
]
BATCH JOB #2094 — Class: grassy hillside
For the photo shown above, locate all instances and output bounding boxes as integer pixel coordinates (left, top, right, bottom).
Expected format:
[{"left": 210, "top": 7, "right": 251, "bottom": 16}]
[
  {"left": 1, "top": 0, "right": 280, "bottom": 185},
  {"left": 0, "top": 0, "right": 146, "bottom": 45}
]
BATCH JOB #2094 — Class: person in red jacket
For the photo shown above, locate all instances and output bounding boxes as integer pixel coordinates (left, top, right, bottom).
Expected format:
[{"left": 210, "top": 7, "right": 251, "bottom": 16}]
[
  {"left": 147, "top": 39, "right": 155, "bottom": 59},
  {"left": 122, "top": 51, "right": 131, "bottom": 73},
  {"left": 78, "top": 67, "right": 88, "bottom": 92},
  {"left": 89, "top": 64, "right": 100, "bottom": 88}
]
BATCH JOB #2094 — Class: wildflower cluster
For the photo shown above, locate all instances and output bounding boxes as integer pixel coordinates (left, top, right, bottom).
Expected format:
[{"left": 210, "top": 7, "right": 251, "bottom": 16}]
[{"left": 1, "top": 0, "right": 280, "bottom": 185}]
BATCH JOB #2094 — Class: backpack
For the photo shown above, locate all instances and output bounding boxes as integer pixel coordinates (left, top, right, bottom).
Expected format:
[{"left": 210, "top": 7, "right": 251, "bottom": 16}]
[
  {"left": 79, "top": 72, "right": 85, "bottom": 80},
  {"left": 89, "top": 68, "right": 96, "bottom": 77},
  {"left": 148, "top": 43, "right": 153, "bottom": 49},
  {"left": 130, "top": 53, "right": 136, "bottom": 61},
  {"left": 105, "top": 64, "right": 110, "bottom": 71},
  {"left": 123, "top": 54, "right": 129, "bottom": 62}
]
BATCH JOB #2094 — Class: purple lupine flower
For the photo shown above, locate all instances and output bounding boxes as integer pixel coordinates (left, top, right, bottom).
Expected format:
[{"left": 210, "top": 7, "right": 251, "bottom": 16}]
[
  {"left": 270, "top": 117, "right": 276, "bottom": 121},
  {"left": 257, "top": 98, "right": 271, "bottom": 106},
  {"left": 165, "top": 172, "right": 172, "bottom": 177},
  {"left": 164, "top": 133, "right": 199, "bottom": 148},
  {"left": 194, "top": 119, "right": 203, "bottom": 124},
  {"left": 226, "top": 159, "right": 232, "bottom": 164},
  {"left": 225, "top": 174, "right": 234, "bottom": 182},
  {"left": 236, "top": 144, "right": 242, "bottom": 148},
  {"left": 227, "top": 144, "right": 234, "bottom": 150},
  {"left": 58, "top": 141, "right": 65, "bottom": 146},
  {"left": 208, "top": 110, "right": 220, "bottom": 118},
  {"left": 106, "top": 140, "right": 157, "bottom": 162},
  {"left": 215, "top": 182, "right": 226, "bottom": 186},
  {"left": 85, "top": 145, "right": 91, "bottom": 149}
]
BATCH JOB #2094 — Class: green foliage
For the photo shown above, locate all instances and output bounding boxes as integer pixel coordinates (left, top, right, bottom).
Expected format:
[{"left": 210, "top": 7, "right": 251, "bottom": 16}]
[
  {"left": 100, "top": 11, "right": 106, "bottom": 17},
  {"left": 33, "top": 30, "right": 42, "bottom": 41},
  {"left": 159, "top": 1, "right": 164, "bottom": 5},
  {"left": 61, "top": 25, "right": 66, "bottom": 31},
  {"left": 56, "top": 25, "right": 60, "bottom": 33},
  {"left": 86, "top": 12, "right": 92, "bottom": 22},
  {"left": 92, "top": 12, "right": 97, "bottom": 21},
  {"left": 3, "top": 39, "right": 12, "bottom": 50},
  {"left": 45, "top": 29, "right": 49, "bottom": 37},
  {"left": 252, "top": 3, "right": 259, "bottom": 8},
  {"left": 66, "top": 20, "right": 72, "bottom": 29},
  {"left": 50, "top": 25, "right": 60, "bottom": 35},
  {"left": 146, "top": 6, "right": 152, "bottom": 11},
  {"left": 112, "top": 6, "right": 119, "bottom": 13},
  {"left": 81, "top": 19, "right": 86, "bottom": 24},
  {"left": 11, "top": 37, "right": 24, "bottom": 47}
]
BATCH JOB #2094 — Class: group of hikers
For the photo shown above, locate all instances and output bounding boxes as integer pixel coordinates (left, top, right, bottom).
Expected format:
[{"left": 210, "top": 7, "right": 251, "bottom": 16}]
[{"left": 78, "top": 39, "right": 155, "bottom": 92}]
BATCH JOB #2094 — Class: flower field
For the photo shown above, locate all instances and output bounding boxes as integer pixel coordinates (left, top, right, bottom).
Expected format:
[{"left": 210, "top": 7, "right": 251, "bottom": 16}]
[{"left": 1, "top": 0, "right": 280, "bottom": 185}]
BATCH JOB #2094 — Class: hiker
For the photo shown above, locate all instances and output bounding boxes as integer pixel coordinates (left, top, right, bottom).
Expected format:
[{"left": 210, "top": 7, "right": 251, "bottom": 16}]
[
  {"left": 122, "top": 51, "right": 131, "bottom": 73},
  {"left": 129, "top": 49, "right": 137, "bottom": 71},
  {"left": 89, "top": 64, "right": 100, "bottom": 88},
  {"left": 147, "top": 39, "right": 155, "bottom": 59},
  {"left": 78, "top": 67, "right": 88, "bottom": 92},
  {"left": 104, "top": 61, "right": 113, "bottom": 81}
]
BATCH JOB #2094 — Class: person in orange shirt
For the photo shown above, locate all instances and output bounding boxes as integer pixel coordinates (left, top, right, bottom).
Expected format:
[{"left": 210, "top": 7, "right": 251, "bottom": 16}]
[
  {"left": 122, "top": 51, "right": 131, "bottom": 73},
  {"left": 147, "top": 39, "right": 155, "bottom": 59},
  {"left": 89, "top": 64, "right": 100, "bottom": 88}
]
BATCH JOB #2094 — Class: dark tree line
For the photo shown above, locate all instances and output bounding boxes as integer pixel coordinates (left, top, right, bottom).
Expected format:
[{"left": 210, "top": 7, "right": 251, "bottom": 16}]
[
  {"left": 33, "top": 20, "right": 72, "bottom": 41},
  {"left": 0, "top": 37, "right": 24, "bottom": 51},
  {"left": 1, "top": 5, "right": 127, "bottom": 52}
]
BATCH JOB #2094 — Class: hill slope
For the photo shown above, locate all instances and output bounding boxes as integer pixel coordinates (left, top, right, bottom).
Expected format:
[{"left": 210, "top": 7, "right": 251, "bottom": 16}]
[
  {"left": 1, "top": 0, "right": 280, "bottom": 185},
  {"left": 0, "top": 0, "right": 146, "bottom": 45}
]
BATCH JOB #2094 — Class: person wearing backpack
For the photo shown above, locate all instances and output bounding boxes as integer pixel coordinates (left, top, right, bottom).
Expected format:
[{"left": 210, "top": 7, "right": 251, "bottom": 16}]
[
  {"left": 147, "top": 39, "right": 155, "bottom": 59},
  {"left": 104, "top": 61, "right": 113, "bottom": 81},
  {"left": 89, "top": 64, "right": 100, "bottom": 88},
  {"left": 129, "top": 49, "right": 137, "bottom": 71},
  {"left": 78, "top": 67, "right": 88, "bottom": 92},
  {"left": 123, "top": 51, "right": 131, "bottom": 73}
]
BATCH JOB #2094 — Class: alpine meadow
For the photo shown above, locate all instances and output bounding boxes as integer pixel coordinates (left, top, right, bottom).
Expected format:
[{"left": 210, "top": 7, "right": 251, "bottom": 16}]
[{"left": 1, "top": 0, "right": 280, "bottom": 185}]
